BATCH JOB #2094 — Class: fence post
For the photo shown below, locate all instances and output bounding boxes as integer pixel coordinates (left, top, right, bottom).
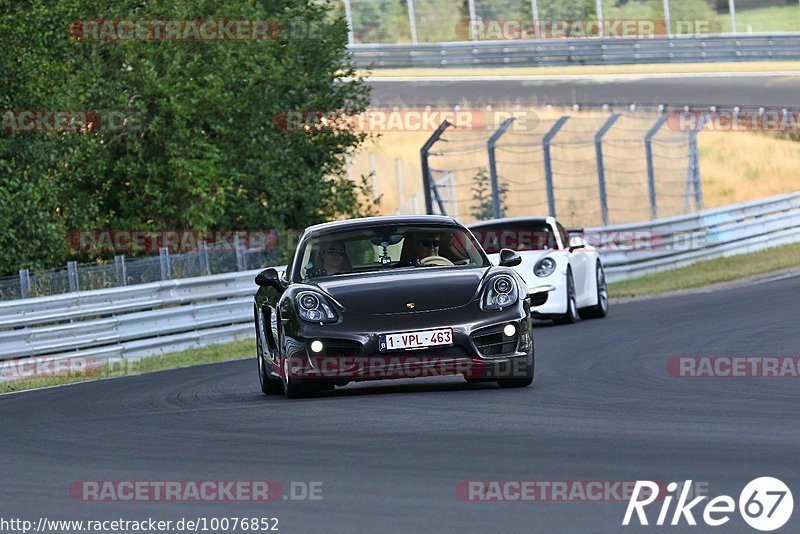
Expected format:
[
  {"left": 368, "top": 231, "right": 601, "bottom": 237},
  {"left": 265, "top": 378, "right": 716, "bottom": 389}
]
[
  {"left": 686, "top": 113, "right": 707, "bottom": 212},
  {"left": 19, "top": 268, "right": 30, "bottom": 299},
  {"left": 542, "top": 116, "right": 570, "bottom": 218},
  {"left": 342, "top": 0, "right": 354, "bottom": 45},
  {"left": 159, "top": 247, "right": 171, "bottom": 280},
  {"left": 407, "top": 0, "right": 418, "bottom": 44},
  {"left": 595, "top": 114, "right": 621, "bottom": 226},
  {"left": 645, "top": 114, "right": 669, "bottom": 220},
  {"left": 420, "top": 120, "right": 452, "bottom": 215},
  {"left": 114, "top": 255, "right": 127, "bottom": 286},
  {"left": 530, "top": 0, "right": 541, "bottom": 39},
  {"left": 67, "top": 261, "right": 80, "bottom": 292},
  {"left": 199, "top": 240, "right": 210, "bottom": 276},
  {"left": 234, "top": 234, "right": 246, "bottom": 271},
  {"left": 487, "top": 117, "right": 516, "bottom": 219}
]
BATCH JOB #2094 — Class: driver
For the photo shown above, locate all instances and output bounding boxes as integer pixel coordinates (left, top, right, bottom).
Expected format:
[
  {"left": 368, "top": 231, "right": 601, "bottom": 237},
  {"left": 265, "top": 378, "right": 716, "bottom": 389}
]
[
  {"left": 307, "top": 240, "right": 348, "bottom": 278},
  {"left": 413, "top": 234, "right": 440, "bottom": 262}
]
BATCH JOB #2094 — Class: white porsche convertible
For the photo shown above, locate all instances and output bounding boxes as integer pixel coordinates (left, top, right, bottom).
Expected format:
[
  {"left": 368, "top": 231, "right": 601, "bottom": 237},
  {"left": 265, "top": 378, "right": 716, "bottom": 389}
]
[{"left": 468, "top": 217, "right": 608, "bottom": 324}]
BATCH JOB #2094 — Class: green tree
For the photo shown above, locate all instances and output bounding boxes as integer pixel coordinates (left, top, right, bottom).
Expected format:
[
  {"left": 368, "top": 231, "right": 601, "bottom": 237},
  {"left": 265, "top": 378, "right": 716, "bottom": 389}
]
[
  {"left": 470, "top": 167, "right": 508, "bottom": 221},
  {"left": 0, "top": 0, "right": 372, "bottom": 274}
]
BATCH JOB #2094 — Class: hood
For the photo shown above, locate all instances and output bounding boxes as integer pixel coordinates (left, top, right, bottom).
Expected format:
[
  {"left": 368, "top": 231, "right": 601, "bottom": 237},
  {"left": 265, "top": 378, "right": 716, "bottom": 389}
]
[{"left": 311, "top": 267, "right": 490, "bottom": 315}]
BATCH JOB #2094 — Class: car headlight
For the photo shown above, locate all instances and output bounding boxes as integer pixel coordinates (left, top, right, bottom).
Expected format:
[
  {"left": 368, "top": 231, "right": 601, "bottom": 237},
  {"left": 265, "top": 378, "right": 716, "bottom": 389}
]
[
  {"left": 296, "top": 291, "right": 339, "bottom": 323},
  {"left": 481, "top": 275, "right": 519, "bottom": 311},
  {"left": 534, "top": 257, "right": 557, "bottom": 277}
]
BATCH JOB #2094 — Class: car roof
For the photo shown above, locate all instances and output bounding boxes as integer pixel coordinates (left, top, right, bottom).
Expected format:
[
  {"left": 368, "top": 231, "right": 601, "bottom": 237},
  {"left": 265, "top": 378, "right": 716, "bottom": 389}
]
[
  {"left": 304, "top": 215, "right": 461, "bottom": 235},
  {"left": 468, "top": 217, "right": 552, "bottom": 228}
]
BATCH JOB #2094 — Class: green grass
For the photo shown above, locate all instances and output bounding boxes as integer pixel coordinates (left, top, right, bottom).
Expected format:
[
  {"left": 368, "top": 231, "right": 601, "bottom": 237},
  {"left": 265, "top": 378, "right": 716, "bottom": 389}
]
[
  {"left": 720, "top": 5, "right": 800, "bottom": 33},
  {"left": 0, "top": 338, "right": 255, "bottom": 394},
  {"left": 609, "top": 242, "right": 800, "bottom": 298}
]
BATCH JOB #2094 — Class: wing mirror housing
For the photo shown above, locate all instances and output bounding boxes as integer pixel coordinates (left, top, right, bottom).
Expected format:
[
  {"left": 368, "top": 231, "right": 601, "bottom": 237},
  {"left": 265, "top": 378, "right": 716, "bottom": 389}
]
[
  {"left": 568, "top": 235, "right": 586, "bottom": 252},
  {"left": 255, "top": 267, "right": 282, "bottom": 288},
  {"left": 498, "top": 248, "right": 522, "bottom": 267}
]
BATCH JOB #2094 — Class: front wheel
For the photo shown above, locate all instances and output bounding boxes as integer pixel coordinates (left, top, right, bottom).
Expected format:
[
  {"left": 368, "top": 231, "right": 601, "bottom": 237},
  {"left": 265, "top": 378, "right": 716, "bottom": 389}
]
[
  {"left": 256, "top": 307, "right": 281, "bottom": 395},
  {"left": 580, "top": 262, "right": 609, "bottom": 319},
  {"left": 553, "top": 270, "right": 579, "bottom": 325}
]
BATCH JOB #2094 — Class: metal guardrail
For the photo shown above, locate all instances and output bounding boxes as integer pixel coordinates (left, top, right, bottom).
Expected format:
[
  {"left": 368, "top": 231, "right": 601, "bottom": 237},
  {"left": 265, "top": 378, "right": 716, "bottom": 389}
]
[
  {"left": 589, "top": 191, "right": 800, "bottom": 282},
  {"left": 2, "top": 192, "right": 799, "bottom": 381},
  {"left": 348, "top": 34, "right": 800, "bottom": 68}
]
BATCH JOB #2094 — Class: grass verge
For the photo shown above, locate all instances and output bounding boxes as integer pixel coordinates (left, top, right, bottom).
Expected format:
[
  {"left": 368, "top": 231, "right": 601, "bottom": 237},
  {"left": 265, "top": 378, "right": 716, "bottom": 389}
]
[
  {"left": 361, "top": 61, "right": 800, "bottom": 78},
  {"left": 0, "top": 338, "right": 255, "bottom": 394},
  {"left": 608, "top": 242, "right": 800, "bottom": 298}
]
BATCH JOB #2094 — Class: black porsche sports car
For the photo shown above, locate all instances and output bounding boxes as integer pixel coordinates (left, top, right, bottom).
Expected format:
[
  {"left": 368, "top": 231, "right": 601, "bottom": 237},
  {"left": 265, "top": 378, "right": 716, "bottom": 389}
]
[{"left": 253, "top": 215, "right": 534, "bottom": 398}]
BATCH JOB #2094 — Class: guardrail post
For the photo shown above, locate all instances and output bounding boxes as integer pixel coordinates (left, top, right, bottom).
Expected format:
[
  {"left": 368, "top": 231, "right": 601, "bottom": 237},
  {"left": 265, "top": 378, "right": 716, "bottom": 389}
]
[
  {"left": 114, "top": 255, "right": 127, "bottom": 286},
  {"left": 645, "top": 114, "right": 669, "bottom": 220},
  {"left": 159, "top": 247, "right": 171, "bottom": 280},
  {"left": 199, "top": 240, "right": 210, "bottom": 276},
  {"left": 595, "top": 114, "right": 621, "bottom": 226},
  {"left": 487, "top": 117, "right": 516, "bottom": 219},
  {"left": 67, "top": 261, "right": 80, "bottom": 292},
  {"left": 19, "top": 269, "right": 30, "bottom": 299},
  {"left": 234, "top": 234, "right": 246, "bottom": 271},
  {"left": 420, "top": 120, "right": 452, "bottom": 215},
  {"left": 542, "top": 116, "right": 570, "bottom": 218}
]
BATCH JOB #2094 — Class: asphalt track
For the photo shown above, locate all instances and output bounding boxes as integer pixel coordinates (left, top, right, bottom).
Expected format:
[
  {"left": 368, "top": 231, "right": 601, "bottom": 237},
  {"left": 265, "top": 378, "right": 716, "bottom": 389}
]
[
  {"left": 2, "top": 272, "right": 799, "bottom": 533},
  {"left": 368, "top": 73, "right": 800, "bottom": 108}
]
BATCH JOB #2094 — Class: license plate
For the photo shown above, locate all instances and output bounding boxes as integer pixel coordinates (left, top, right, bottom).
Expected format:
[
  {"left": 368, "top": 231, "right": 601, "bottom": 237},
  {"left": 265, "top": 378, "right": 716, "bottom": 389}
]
[{"left": 379, "top": 328, "right": 453, "bottom": 352}]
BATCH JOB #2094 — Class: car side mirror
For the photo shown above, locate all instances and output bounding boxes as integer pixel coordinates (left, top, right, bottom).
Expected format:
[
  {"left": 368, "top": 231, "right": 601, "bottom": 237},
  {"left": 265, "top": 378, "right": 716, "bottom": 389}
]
[
  {"left": 568, "top": 236, "right": 586, "bottom": 252},
  {"left": 255, "top": 267, "right": 282, "bottom": 288},
  {"left": 498, "top": 248, "right": 522, "bottom": 267}
]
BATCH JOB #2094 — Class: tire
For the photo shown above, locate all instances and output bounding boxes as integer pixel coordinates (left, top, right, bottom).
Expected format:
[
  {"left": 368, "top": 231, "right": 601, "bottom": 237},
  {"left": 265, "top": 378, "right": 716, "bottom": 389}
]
[
  {"left": 255, "top": 307, "right": 281, "bottom": 395},
  {"left": 553, "top": 269, "right": 579, "bottom": 325},
  {"left": 277, "top": 322, "right": 309, "bottom": 399},
  {"left": 579, "top": 261, "right": 609, "bottom": 319},
  {"left": 497, "top": 358, "right": 535, "bottom": 388}
]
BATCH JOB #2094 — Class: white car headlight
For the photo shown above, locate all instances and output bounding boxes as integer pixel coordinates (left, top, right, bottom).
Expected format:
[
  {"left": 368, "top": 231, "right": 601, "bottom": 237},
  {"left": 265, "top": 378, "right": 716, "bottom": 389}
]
[
  {"left": 481, "top": 275, "right": 519, "bottom": 311},
  {"left": 297, "top": 291, "right": 338, "bottom": 323},
  {"left": 534, "top": 257, "right": 557, "bottom": 277}
]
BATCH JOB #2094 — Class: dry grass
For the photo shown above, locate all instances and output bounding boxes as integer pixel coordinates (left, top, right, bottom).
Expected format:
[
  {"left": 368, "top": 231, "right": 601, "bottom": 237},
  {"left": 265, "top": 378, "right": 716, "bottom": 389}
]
[
  {"left": 351, "top": 105, "right": 800, "bottom": 225},
  {"left": 700, "top": 131, "right": 800, "bottom": 208}
]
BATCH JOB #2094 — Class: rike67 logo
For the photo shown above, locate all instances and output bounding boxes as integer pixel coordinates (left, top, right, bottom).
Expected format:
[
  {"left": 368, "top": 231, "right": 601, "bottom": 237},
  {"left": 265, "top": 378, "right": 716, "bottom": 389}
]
[{"left": 623, "top": 477, "right": 793, "bottom": 531}]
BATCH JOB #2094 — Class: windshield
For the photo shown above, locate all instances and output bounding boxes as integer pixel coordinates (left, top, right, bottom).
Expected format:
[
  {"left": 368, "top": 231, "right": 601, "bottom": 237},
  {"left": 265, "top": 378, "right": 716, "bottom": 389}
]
[
  {"left": 294, "top": 224, "right": 489, "bottom": 282},
  {"left": 469, "top": 222, "right": 557, "bottom": 254}
]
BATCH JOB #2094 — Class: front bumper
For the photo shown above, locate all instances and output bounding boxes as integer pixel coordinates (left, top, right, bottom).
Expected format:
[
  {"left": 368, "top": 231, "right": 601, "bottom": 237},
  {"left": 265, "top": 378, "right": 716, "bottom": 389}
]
[{"left": 282, "top": 302, "right": 533, "bottom": 382}]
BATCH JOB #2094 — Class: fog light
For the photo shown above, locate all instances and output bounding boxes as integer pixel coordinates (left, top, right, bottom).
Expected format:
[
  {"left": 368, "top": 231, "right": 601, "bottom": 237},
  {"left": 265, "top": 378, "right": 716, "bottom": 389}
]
[
  {"left": 503, "top": 323, "right": 517, "bottom": 337},
  {"left": 310, "top": 340, "right": 324, "bottom": 353}
]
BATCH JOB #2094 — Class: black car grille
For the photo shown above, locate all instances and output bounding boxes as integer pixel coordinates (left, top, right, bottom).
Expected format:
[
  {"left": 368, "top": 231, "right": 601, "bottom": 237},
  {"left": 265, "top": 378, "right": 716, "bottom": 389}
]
[
  {"left": 470, "top": 324, "right": 519, "bottom": 357},
  {"left": 317, "top": 339, "right": 363, "bottom": 357}
]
